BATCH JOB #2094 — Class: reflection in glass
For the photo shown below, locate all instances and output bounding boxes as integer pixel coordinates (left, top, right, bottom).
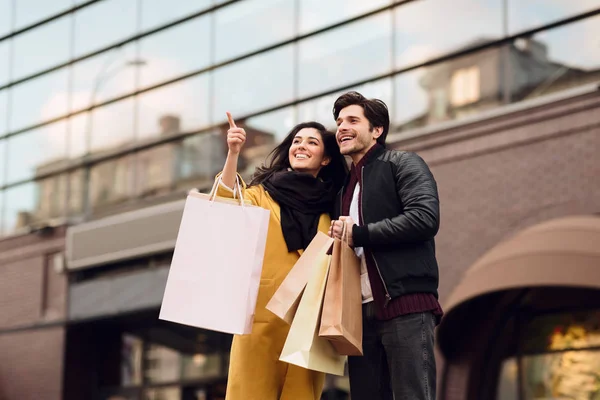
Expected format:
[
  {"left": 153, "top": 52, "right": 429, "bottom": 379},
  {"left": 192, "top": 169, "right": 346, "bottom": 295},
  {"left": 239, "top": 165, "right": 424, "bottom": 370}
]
[
  {"left": 496, "top": 358, "right": 518, "bottom": 400},
  {"left": 213, "top": 46, "right": 294, "bottom": 123},
  {"left": 122, "top": 335, "right": 143, "bottom": 386},
  {"left": 69, "top": 112, "right": 89, "bottom": 158},
  {"left": 244, "top": 107, "right": 295, "bottom": 140},
  {"left": 3, "top": 179, "right": 66, "bottom": 235},
  {"left": 137, "top": 74, "right": 211, "bottom": 140},
  {"left": 89, "top": 155, "right": 136, "bottom": 210},
  {"left": 74, "top": 0, "right": 138, "bottom": 58},
  {"left": 0, "top": 139, "right": 5, "bottom": 185},
  {"left": 0, "top": 0, "right": 11, "bottom": 36},
  {"left": 298, "top": 12, "right": 392, "bottom": 98},
  {"left": 90, "top": 98, "right": 135, "bottom": 153},
  {"left": 144, "top": 342, "right": 222, "bottom": 384},
  {"left": 140, "top": 0, "right": 211, "bottom": 32},
  {"left": 71, "top": 42, "right": 138, "bottom": 111},
  {"left": 393, "top": 45, "right": 504, "bottom": 133},
  {"left": 9, "top": 68, "right": 69, "bottom": 132},
  {"left": 14, "top": 0, "right": 71, "bottom": 30},
  {"left": 299, "top": 0, "right": 390, "bottom": 34},
  {"left": 68, "top": 169, "right": 85, "bottom": 217},
  {"left": 144, "top": 386, "right": 181, "bottom": 400},
  {"left": 509, "top": 15, "right": 600, "bottom": 103},
  {"left": 139, "top": 15, "right": 210, "bottom": 90},
  {"left": 522, "top": 350, "right": 600, "bottom": 399},
  {"left": 0, "top": 40, "right": 10, "bottom": 86},
  {"left": 298, "top": 79, "right": 392, "bottom": 131},
  {"left": 395, "top": 0, "right": 503, "bottom": 69},
  {"left": 12, "top": 15, "right": 71, "bottom": 80},
  {"left": 214, "top": 0, "right": 295, "bottom": 63},
  {"left": 0, "top": 189, "right": 4, "bottom": 235},
  {"left": 6, "top": 120, "right": 68, "bottom": 184},
  {"left": 509, "top": 0, "right": 600, "bottom": 35},
  {"left": 0, "top": 90, "right": 7, "bottom": 135}
]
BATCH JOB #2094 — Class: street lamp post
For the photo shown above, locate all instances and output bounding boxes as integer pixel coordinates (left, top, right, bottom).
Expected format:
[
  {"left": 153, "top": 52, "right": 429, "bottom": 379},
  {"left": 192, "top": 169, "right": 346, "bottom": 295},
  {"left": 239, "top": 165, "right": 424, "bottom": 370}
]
[{"left": 80, "top": 47, "right": 146, "bottom": 220}]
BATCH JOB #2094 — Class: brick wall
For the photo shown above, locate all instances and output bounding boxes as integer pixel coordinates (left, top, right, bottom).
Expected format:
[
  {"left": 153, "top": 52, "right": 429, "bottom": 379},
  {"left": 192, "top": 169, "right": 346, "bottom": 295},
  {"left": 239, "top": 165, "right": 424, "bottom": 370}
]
[
  {"left": 0, "top": 327, "right": 64, "bottom": 400},
  {"left": 0, "top": 227, "right": 67, "bottom": 400},
  {"left": 389, "top": 89, "right": 600, "bottom": 399}
]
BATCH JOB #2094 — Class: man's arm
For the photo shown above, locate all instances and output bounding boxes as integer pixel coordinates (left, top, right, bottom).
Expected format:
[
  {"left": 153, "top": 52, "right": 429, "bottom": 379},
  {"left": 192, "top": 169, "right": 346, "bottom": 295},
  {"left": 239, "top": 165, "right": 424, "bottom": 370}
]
[{"left": 352, "top": 152, "right": 440, "bottom": 247}]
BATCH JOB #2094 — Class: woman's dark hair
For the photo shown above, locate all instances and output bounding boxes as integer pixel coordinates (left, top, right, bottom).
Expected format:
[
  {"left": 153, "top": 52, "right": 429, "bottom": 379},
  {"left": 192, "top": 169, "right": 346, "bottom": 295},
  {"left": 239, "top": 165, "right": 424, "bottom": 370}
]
[
  {"left": 332, "top": 91, "right": 390, "bottom": 147},
  {"left": 250, "top": 121, "right": 348, "bottom": 192}
]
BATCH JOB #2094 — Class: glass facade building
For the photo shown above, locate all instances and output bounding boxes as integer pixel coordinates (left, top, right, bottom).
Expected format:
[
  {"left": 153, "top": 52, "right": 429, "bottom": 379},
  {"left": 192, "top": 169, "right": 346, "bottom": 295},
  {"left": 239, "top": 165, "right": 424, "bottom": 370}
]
[
  {"left": 1, "top": 1, "right": 599, "bottom": 399},
  {"left": 1, "top": 0, "right": 599, "bottom": 237}
]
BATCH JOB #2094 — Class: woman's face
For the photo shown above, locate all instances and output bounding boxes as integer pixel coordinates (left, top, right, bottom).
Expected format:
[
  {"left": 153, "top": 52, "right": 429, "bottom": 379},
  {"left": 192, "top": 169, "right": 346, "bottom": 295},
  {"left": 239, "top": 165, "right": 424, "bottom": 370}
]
[{"left": 288, "top": 128, "right": 331, "bottom": 177}]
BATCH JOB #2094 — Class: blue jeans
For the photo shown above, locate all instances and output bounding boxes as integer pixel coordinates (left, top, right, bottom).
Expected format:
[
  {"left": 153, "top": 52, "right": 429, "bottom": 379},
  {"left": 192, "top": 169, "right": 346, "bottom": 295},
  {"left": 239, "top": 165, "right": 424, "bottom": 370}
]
[{"left": 348, "top": 302, "right": 437, "bottom": 400}]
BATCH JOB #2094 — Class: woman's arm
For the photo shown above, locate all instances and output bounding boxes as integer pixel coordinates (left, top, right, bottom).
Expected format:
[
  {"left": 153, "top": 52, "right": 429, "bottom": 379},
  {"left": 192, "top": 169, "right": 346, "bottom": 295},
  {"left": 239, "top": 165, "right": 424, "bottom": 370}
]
[{"left": 221, "top": 112, "right": 246, "bottom": 189}]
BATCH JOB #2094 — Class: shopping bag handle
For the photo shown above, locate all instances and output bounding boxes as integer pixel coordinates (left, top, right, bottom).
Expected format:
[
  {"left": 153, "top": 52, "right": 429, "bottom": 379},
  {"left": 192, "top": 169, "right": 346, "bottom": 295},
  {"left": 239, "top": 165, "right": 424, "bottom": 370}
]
[{"left": 208, "top": 175, "right": 246, "bottom": 208}]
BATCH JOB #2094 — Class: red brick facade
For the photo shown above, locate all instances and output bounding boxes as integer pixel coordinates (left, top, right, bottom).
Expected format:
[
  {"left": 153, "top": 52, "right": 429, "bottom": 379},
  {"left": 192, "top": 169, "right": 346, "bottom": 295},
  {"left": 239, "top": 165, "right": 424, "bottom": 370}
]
[{"left": 0, "top": 227, "right": 67, "bottom": 400}]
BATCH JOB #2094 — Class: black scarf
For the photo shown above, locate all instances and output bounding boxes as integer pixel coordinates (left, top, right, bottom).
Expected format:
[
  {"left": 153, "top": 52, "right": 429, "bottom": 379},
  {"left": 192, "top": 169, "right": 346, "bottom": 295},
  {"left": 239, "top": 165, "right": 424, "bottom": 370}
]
[{"left": 262, "top": 170, "right": 336, "bottom": 252}]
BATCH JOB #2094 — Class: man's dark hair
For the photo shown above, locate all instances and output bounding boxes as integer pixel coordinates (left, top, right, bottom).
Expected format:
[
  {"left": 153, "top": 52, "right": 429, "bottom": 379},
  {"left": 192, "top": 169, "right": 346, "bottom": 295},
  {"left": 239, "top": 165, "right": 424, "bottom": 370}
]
[{"left": 332, "top": 91, "right": 390, "bottom": 147}]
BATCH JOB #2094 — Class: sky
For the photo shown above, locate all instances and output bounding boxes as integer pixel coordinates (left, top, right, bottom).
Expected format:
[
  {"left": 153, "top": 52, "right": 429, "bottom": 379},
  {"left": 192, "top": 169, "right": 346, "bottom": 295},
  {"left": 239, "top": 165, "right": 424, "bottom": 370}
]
[{"left": 0, "top": 0, "right": 599, "bottom": 232}]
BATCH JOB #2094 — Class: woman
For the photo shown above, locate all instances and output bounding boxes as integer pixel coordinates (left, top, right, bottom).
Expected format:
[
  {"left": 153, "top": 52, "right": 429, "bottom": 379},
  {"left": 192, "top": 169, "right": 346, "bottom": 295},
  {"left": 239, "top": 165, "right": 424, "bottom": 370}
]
[{"left": 216, "top": 112, "right": 347, "bottom": 400}]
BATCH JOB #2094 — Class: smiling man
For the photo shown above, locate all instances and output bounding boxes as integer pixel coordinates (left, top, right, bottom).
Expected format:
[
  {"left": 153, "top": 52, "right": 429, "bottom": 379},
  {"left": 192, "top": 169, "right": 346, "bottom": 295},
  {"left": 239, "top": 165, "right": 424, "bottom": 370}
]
[{"left": 329, "top": 91, "right": 443, "bottom": 400}]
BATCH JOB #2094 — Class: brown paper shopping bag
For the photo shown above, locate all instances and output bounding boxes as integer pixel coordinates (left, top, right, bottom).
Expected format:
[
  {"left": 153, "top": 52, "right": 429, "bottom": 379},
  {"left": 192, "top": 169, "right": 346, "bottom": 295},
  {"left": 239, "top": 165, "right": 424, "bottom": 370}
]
[
  {"left": 279, "top": 252, "right": 346, "bottom": 375},
  {"left": 266, "top": 231, "right": 333, "bottom": 324},
  {"left": 319, "top": 225, "right": 363, "bottom": 356}
]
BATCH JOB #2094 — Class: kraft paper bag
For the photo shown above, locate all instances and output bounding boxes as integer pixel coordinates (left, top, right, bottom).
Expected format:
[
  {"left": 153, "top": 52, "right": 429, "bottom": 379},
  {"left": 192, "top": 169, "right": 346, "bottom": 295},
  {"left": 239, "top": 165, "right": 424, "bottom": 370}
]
[
  {"left": 159, "top": 178, "right": 269, "bottom": 335},
  {"left": 279, "top": 252, "right": 347, "bottom": 376},
  {"left": 266, "top": 231, "right": 333, "bottom": 324},
  {"left": 319, "top": 234, "right": 363, "bottom": 356}
]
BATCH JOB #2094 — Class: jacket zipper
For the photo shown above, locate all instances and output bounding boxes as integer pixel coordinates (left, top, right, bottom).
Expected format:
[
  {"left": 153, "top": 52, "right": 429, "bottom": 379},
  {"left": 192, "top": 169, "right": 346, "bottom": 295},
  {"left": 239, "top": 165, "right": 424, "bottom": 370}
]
[{"left": 360, "top": 167, "right": 392, "bottom": 308}]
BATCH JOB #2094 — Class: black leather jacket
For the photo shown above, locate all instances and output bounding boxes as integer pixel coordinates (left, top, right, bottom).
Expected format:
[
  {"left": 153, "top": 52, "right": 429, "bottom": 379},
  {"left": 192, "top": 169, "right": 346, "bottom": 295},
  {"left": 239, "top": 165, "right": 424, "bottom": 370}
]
[{"left": 335, "top": 146, "right": 440, "bottom": 299}]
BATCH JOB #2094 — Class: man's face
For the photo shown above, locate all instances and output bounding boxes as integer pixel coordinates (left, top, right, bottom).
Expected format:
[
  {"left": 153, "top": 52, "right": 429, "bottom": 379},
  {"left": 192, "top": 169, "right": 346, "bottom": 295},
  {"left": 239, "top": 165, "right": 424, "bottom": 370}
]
[{"left": 335, "top": 104, "right": 381, "bottom": 157}]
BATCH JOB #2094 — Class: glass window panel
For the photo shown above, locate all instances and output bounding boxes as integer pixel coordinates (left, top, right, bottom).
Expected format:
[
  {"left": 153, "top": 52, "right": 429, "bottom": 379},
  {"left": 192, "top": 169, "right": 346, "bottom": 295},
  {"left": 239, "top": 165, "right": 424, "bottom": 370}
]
[
  {"left": 144, "top": 386, "right": 181, "bottom": 400},
  {"left": 6, "top": 120, "right": 68, "bottom": 184},
  {"left": 14, "top": 0, "right": 71, "bottom": 30},
  {"left": 0, "top": 139, "right": 5, "bottom": 185},
  {"left": 0, "top": 89, "right": 7, "bottom": 136},
  {"left": 67, "top": 168, "right": 85, "bottom": 217},
  {"left": 394, "top": 0, "right": 503, "bottom": 70},
  {"left": 69, "top": 112, "right": 90, "bottom": 158},
  {"left": 9, "top": 68, "right": 69, "bottom": 132},
  {"left": 496, "top": 358, "right": 518, "bottom": 400},
  {"left": 121, "top": 335, "right": 143, "bottom": 386},
  {"left": 244, "top": 106, "right": 296, "bottom": 141},
  {"left": 393, "top": 46, "right": 501, "bottom": 134},
  {"left": 71, "top": 42, "right": 138, "bottom": 112},
  {"left": 298, "top": 12, "right": 392, "bottom": 98},
  {"left": 3, "top": 178, "right": 66, "bottom": 235},
  {"left": 140, "top": 0, "right": 211, "bottom": 32},
  {"left": 298, "top": 78, "right": 393, "bottom": 131},
  {"left": 0, "top": 40, "right": 9, "bottom": 86},
  {"left": 90, "top": 98, "right": 135, "bottom": 153},
  {"left": 139, "top": 15, "right": 210, "bottom": 90},
  {"left": 173, "top": 131, "right": 225, "bottom": 189},
  {"left": 0, "top": 189, "right": 4, "bottom": 235},
  {"left": 144, "top": 342, "right": 222, "bottom": 384},
  {"left": 522, "top": 350, "right": 600, "bottom": 399},
  {"left": 0, "top": 0, "right": 11, "bottom": 36},
  {"left": 89, "top": 155, "right": 136, "bottom": 210},
  {"left": 213, "top": 46, "right": 294, "bottom": 123},
  {"left": 73, "top": 0, "right": 138, "bottom": 58},
  {"left": 509, "top": 0, "right": 600, "bottom": 35},
  {"left": 137, "top": 74, "right": 211, "bottom": 140},
  {"left": 214, "top": 0, "right": 295, "bottom": 63},
  {"left": 508, "top": 15, "right": 600, "bottom": 103},
  {"left": 299, "top": 0, "right": 390, "bottom": 34},
  {"left": 12, "top": 15, "right": 71, "bottom": 81}
]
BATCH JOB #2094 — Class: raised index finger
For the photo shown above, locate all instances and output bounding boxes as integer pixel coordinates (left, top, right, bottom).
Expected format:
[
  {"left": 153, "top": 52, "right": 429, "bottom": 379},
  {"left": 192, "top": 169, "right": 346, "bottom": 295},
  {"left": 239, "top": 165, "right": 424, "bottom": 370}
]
[{"left": 226, "top": 111, "right": 236, "bottom": 128}]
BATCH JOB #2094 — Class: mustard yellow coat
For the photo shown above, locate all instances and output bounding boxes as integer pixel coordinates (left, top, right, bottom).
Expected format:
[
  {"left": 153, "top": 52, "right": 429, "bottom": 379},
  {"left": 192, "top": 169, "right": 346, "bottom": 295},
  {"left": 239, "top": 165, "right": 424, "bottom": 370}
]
[{"left": 216, "top": 180, "right": 328, "bottom": 400}]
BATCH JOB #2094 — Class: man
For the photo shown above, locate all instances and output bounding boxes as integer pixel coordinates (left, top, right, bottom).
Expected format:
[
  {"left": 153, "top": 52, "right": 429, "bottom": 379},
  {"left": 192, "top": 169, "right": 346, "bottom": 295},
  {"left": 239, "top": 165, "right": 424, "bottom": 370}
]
[{"left": 328, "top": 91, "right": 443, "bottom": 400}]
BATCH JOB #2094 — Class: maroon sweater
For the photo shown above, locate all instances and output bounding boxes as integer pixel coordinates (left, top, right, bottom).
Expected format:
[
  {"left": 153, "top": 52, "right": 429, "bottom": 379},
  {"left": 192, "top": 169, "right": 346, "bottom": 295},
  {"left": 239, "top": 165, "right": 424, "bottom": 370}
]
[{"left": 343, "top": 145, "right": 443, "bottom": 323}]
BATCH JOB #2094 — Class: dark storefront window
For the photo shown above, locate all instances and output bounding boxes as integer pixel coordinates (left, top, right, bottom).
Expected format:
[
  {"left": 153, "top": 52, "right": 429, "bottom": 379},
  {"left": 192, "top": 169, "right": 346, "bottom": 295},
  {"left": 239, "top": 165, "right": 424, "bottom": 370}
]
[{"left": 497, "top": 310, "right": 600, "bottom": 400}]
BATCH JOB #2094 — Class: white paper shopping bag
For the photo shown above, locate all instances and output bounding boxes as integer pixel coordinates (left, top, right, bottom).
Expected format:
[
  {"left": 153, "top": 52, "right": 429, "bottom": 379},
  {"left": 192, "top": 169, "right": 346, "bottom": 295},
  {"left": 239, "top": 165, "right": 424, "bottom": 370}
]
[{"left": 159, "top": 178, "right": 269, "bottom": 335}]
